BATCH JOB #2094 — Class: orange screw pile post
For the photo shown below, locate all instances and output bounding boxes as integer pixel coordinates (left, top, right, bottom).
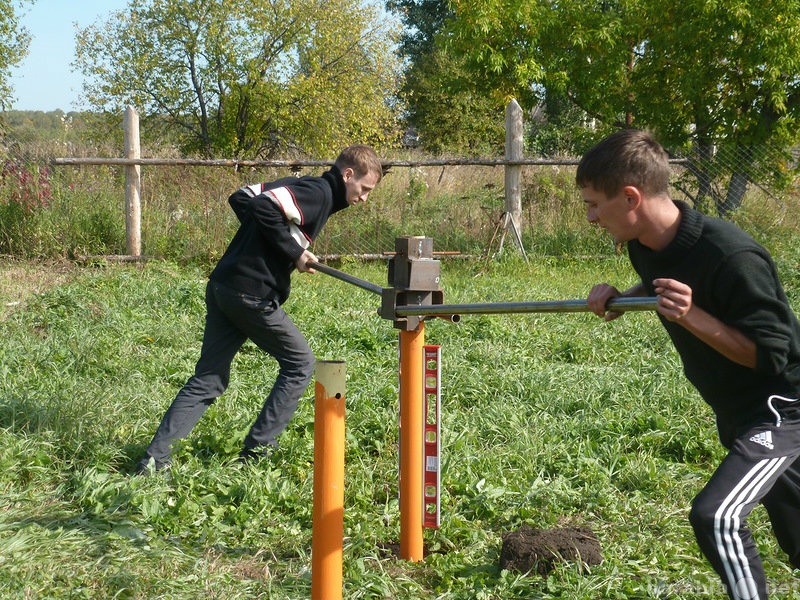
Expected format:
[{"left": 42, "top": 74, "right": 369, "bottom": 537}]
[
  {"left": 311, "top": 360, "right": 347, "bottom": 600},
  {"left": 399, "top": 325, "right": 426, "bottom": 561}
]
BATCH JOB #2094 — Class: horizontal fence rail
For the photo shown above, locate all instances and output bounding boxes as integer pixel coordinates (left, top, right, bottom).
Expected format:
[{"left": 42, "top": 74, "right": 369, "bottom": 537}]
[{"left": 51, "top": 156, "right": 689, "bottom": 168}]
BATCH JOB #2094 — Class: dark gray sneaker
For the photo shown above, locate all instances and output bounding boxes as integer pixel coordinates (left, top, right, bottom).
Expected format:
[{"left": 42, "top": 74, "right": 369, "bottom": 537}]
[
  {"left": 237, "top": 446, "right": 272, "bottom": 464},
  {"left": 135, "top": 455, "right": 171, "bottom": 476}
]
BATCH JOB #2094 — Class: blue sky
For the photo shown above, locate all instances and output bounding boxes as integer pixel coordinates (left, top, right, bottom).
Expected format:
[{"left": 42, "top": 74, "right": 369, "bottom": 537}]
[{"left": 10, "top": 0, "right": 129, "bottom": 112}]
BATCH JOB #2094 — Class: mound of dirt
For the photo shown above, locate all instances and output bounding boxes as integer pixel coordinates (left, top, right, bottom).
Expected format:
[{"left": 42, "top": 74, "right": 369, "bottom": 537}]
[{"left": 500, "top": 525, "right": 602, "bottom": 576}]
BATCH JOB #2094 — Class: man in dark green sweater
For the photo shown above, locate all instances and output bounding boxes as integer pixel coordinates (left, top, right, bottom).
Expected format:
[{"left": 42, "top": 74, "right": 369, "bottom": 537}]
[
  {"left": 580, "top": 129, "right": 800, "bottom": 599},
  {"left": 137, "top": 145, "right": 383, "bottom": 474}
]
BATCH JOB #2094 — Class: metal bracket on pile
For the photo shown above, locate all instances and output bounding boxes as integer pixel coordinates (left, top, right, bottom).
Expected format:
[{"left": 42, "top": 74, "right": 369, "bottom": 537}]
[{"left": 380, "top": 237, "right": 443, "bottom": 331}]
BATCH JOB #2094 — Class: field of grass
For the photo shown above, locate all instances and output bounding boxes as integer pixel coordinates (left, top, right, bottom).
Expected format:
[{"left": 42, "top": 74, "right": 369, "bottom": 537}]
[
  {"left": 2, "top": 253, "right": 800, "bottom": 599},
  {"left": 2, "top": 143, "right": 800, "bottom": 598}
]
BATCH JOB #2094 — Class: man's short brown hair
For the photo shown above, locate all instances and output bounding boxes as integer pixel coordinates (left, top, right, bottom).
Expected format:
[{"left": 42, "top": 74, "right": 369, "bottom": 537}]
[
  {"left": 335, "top": 145, "right": 384, "bottom": 183},
  {"left": 576, "top": 129, "right": 670, "bottom": 198}
]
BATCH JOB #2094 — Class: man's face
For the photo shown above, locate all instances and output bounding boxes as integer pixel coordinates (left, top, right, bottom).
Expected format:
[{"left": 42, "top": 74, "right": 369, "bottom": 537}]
[
  {"left": 582, "top": 184, "right": 636, "bottom": 245},
  {"left": 343, "top": 168, "right": 380, "bottom": 205}
]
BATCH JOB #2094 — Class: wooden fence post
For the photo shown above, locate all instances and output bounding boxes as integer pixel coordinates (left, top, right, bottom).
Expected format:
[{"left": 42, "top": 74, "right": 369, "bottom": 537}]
[
  {"left": 505, "top": 99, "right": 523, "bottom": 226},
  {"left": 499, "top": 99, "right": 526, "bottom": 257},
  {"left": 123, "top": 106, "right": 142, "bottom": 256}
]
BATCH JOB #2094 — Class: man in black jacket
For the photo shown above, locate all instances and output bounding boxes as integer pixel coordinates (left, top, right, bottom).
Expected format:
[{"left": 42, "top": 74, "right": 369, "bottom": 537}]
[
  {"left": 137, "top": 145, "right": 383, "bottom": 473},
  {"left": 581, "top": 130, "right": 800, "bottom": 599}
]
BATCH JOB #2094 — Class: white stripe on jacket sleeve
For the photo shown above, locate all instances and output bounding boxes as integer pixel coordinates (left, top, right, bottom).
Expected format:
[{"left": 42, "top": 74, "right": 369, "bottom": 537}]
[{"left": 261, "top": 185, "right": 311, "bottom": 249}]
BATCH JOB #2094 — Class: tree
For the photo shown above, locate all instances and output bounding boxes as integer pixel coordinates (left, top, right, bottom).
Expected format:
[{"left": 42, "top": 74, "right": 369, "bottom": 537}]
[
  {"left": 74, "top": 0, "right": 402, "bottom": 158},
  {"left": 632, "top": 0, "right": 800, "bottom": 214},
  {"left": 444, "top": 0, "right": 800, "bottom": 213},
  {"left": 386, "top": 0, "right": 450, "bottom": 62},
  {"left": 386, "top": 0, "right": 504, "bottom": 154},
  {"left": 405, "top": 47, "right": 504, "bottom": 154},
  {"left": 0, "top": 0, "right": 32, "bottom": 112}
]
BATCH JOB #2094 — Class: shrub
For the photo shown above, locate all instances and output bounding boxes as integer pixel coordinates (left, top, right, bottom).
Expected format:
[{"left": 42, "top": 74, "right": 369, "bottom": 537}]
[
  {"left": 0, "top": 158, "right": 53, "bottom": 255},
  {"left": 1, "top": 158, "right": 52, "bottom": 212}
]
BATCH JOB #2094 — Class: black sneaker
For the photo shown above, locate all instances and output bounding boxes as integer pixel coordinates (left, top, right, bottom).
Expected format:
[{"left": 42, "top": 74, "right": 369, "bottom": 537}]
[
  {"left": 238, "top": 446, "right": 272, "bottom": 464},
  {"left": 135, "top": 455, "right": 171, "bottom": 476}
]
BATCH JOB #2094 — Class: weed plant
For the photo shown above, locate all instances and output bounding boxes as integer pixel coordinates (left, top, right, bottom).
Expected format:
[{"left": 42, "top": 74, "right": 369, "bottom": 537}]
[{"left": 2, "top": 255, "right": 800, "bottom": 599}]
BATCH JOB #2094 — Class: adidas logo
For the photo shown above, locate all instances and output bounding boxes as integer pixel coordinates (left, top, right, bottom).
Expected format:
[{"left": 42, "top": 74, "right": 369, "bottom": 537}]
[{"left": 749, "top": 431, "right": 774, "bottom": 450}]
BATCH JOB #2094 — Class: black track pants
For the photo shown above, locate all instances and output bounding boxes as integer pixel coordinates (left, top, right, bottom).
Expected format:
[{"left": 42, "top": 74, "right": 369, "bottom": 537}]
[{"left": 689, "top": 412, "right": 800, "bottom": 600}]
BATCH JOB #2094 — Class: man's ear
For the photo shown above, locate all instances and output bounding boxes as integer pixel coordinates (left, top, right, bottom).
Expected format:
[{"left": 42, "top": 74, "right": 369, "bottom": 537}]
[
  {"left": 341, "top": 167, "right": 354, "bottom": 181},
  {"left": 622, "top": 185, "right": 643, "bottom": 210}
]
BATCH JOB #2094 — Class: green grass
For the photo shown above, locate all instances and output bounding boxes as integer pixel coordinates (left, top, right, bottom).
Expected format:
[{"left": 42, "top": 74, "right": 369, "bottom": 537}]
[{"left": 2, "top": 256, "right": 799, "bottom": 599}]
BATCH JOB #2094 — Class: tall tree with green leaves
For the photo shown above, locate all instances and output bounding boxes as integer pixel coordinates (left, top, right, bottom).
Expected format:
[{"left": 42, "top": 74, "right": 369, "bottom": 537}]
[
  {"left": 444, "top": 0, "right": 800, "bottom": 213},
  {"left": 74, "top": 0, "right": 402, "bottom": 158},
  {"left": 386, "top": 0, "right": 450, "bottom": 61},
  {"left": 0, "top": 0, "right": 32, "bottom": 112},
  {"left": 633, "top": 0, "right": 800, "bottom": 213},
  {"left": 386, "top": 0, "right": 504, "bottom": 154}
]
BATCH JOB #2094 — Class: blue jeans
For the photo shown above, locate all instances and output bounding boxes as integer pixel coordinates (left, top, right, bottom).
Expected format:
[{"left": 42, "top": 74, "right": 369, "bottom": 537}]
[{"left": 141, "top": 280, "right": 315, "bottom": 466}]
